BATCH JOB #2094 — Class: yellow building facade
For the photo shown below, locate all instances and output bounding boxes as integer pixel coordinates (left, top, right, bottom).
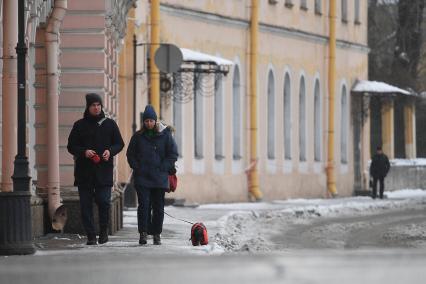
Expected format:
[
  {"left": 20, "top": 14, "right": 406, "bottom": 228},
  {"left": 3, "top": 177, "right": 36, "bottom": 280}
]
[{"left": 118, "top": 0, "right": 369, "bottom": 203}]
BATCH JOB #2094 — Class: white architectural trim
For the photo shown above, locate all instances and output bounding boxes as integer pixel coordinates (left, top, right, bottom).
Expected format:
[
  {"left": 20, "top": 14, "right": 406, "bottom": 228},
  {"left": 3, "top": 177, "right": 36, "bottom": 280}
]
[
  {"left": 213, "top": 57, "right": 226, "bottom": 175},
  {"left": 298, "top": 70, "right": 308, "bottom": 162},
  {"left": 313, "top": 72, "right": 323, "bottom": 162},
  {"left": 231, "top": 58, "right": 244, "bottom": 171},
  {"left": 283, "top": 66, "right": 293, "bottom": 163},
  {"left": 283, "top": 160, "right": 293, "bottom": 173},
  {"left": 339, "top": 78, "right": 349, "bottom": 165},
  {"left": 266, "top": 63, "right": 277, "bottom": 161},
  {"left": 266, "top": 159, "right": 277, "bottom": 174}
]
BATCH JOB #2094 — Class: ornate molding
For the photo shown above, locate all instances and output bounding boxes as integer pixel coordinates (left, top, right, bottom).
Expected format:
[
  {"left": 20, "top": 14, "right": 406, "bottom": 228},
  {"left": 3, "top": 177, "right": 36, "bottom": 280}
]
[
  {"left": 105, "top": 0, "right": 136, "bottom": 46},
  {"left": 26, "top": 0, "right": 54, "bottom": 44}
]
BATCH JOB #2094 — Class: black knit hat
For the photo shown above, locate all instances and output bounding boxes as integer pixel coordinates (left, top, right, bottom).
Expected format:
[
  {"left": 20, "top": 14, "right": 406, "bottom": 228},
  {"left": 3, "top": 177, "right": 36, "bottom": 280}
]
[
  {"left": 85, "top": 93, "right": 103, "bottom": 108},
  {"left": 142, "top": 105, "right": 157, "bottom": 121}
]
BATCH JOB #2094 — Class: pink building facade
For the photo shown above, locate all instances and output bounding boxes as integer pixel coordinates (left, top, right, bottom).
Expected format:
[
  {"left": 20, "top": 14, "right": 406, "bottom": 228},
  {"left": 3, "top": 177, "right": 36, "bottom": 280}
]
[{"left": 0, "top": 0, "right": 135, "bottom": 235}]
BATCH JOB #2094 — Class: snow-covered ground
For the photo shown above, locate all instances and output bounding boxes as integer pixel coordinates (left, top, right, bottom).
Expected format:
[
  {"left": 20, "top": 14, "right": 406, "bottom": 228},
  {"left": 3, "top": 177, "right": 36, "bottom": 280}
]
[
  {"left": 33, "top": 189, "right": 426, "bottom": 256},
  {"left": 197, "top": 189, "right": 426, "bottom": 253}
]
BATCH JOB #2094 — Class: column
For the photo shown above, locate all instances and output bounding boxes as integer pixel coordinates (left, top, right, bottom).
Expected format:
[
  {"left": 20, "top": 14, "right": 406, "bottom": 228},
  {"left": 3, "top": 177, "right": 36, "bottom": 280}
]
[
  {"left": 404, "top": 99, "right": 417, "bottom": 159},
  {"left": 381, "top": 98, "right": 394, "bottom": 159},
  {"left": 1, "top": 0, "right": 18, "bottom": 192}
]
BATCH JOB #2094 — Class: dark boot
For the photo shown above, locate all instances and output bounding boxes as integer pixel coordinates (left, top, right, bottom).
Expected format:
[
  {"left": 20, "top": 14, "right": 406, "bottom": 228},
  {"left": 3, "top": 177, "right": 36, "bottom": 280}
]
[
  {"left": 86, "top": 233, "right": 97, "bottom": 245},
  {"left": 153, "top": 234, "right": 161, "bottom": 245},
  {"left": 139, "top": 232, "right": 148, "bottom": 245},
  {"left": 98, "top": 227, "right": 109, "bottom": 244}
]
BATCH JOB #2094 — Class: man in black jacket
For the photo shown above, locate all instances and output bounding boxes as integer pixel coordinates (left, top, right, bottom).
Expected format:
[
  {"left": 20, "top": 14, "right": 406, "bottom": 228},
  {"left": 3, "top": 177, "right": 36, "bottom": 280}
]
[
  {"left": 370, "top": 146, "right": 391, "bottom": 199},
  {"left": 67, "top": 93, "right": 124, "bottom": 245}
]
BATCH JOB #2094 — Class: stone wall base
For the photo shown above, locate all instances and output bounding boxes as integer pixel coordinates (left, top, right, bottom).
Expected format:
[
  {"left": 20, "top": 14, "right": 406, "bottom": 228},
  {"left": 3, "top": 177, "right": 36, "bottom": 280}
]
[{"left": 31, "top": 188, "right": 123, "bottom": 237}]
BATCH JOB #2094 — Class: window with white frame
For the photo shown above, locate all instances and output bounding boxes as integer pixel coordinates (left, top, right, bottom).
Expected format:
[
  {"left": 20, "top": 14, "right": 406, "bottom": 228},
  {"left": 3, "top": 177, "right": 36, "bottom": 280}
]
[
  {"left": 354, "top": 0, "right": 361, "bottom": 24},
  {"left": 267, "top": 70, "right": 275, "bottom": 159},
  {"left": 173, "top": 73, "right": 183, "bottom": 158},
  {"left": 299, "top": 76, "right": 306, "bottom": 161},
  {"left": 214, "top": 74, "right": 224, "bottom": 160},
  {"left": 341, "top": 0, "right": 348, "bottom": 22},
  {"left": 341, "top": 85, "right": 348, "bottom": 163},
  {"left": 315, "top": 0, "right": 322, "bottom": 14},
  {"left": 300, "top": 0, "right": 307, "bottom": 10},
  {"left": 314, "top": 79, "right": 321, "bottom": 161},
  {"left": 232, "top": 65, "right": 242, "bottom": 160},
  {"left": 194, "top": 72, "right": 204, "bottom": 159},
  {"left": 285, "top": 0, "right": 293, "bottom": 8},
  {"left": 284, "top": 73, "right": 291, "bottom": 160}
]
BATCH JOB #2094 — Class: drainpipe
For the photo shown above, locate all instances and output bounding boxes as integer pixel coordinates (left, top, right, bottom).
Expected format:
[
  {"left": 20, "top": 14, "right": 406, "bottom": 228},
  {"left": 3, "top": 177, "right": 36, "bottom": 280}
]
[
  {"left": 247, "top": 0, "right": 262, "bottom": 201},
  {"left": 326, "top": 0, "right": 338, "bottom": 197},
  {"left": 45, "top": 0, "right": 68, "bottom": 230},
  {"left": 150, "top": 0, "right": 160, "bottom": 115},
  {"left": 1, "top": 0, "right": 18, "bottom": 192}
]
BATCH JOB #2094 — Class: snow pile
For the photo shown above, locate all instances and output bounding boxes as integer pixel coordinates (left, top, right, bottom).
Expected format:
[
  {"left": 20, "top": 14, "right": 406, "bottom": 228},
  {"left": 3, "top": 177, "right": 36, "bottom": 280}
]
[{"left": 213, "top": 190, "right": 426, "bottom": 252}]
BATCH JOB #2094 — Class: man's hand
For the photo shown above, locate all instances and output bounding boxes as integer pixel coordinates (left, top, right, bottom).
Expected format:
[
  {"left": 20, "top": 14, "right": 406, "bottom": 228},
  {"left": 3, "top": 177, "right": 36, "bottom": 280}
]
[
  {"left": 85, "top": 150, "right": 96, "bottom": 158},
  {"left": 102, "top": 150, "right": 110, "bottom": 161}
]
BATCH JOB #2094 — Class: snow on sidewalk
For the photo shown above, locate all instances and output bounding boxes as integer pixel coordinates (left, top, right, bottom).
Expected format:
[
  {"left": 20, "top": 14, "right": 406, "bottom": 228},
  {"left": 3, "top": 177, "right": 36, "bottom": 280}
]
[{"left": 34, "top": 189, "right": 426, "bottom": 256}]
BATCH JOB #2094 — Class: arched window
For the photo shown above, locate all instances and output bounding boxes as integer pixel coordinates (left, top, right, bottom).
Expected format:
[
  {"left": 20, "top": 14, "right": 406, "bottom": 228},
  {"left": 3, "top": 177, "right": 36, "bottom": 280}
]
[
  {"left": 267, "top": 70, "right": 275, "bottom": 159},
  {"left": 214, "top": 74, "right": 224, "bottom": 160},
  {"left": 354, "top": 0, "right": 360, "bottom": 23},
  {"left": 341, "top": 85, "right": 348, "bottom": 163},
  {"left": 299, "top": 76, "right": 306, "bottom": 161},
  {"left": 194, "top": 72, "right": 203, "bottom": 159},
  {"left": 284, "top": 73, "right": 291, "bottom": 160},
  {"left": 315, "top": 0, "right": 322, "bottom": 14},
  {"left": 173, "top": 73, "right": 183, "bottom": 157},
  {"left": 232, "top": 65, "right": 241, "bottom": 159},
  {"left": 314, "top": 79, "right": 321, "bottom": 161},
  {"left": 341, "top": 0, "right": 348, "bottom": 22}
]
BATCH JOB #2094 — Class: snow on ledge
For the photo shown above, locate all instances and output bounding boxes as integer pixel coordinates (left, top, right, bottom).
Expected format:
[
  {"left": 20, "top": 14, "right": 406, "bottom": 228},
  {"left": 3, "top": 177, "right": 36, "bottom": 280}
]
[
  {"left": 352, "top": 80, "right": 411, "bottom": 95},
  {"left": 180, "top": 48, "right": 234, "bottom": 66},
  {"left": 391, "top": 158, "right": 426, "bottom": 166}
]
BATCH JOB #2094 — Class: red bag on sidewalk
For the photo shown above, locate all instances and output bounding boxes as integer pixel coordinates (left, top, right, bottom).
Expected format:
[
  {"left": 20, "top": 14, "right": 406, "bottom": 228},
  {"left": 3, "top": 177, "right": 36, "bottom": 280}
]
[{"left": 168, "top": 174, "right": 177, "bottom": 192}]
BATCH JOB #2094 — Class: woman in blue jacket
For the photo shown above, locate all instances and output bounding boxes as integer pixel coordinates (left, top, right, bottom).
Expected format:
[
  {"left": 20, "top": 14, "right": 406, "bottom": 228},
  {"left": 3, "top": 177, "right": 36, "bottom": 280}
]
[{"left": 126, "top": 105, "right": 178, "bottom": 245}]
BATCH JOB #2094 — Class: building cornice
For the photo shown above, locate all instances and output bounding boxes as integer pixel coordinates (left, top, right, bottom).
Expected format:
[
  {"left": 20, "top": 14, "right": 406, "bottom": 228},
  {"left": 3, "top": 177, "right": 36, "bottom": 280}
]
[{"left": 160, "top": 3, "right": 369, "bottom": 53}]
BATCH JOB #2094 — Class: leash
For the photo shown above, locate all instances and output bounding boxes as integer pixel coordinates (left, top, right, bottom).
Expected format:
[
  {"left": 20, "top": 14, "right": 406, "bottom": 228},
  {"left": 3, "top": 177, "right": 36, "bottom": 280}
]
[{"left": 164, "top": 210, "right": 194, "bottom": 225}]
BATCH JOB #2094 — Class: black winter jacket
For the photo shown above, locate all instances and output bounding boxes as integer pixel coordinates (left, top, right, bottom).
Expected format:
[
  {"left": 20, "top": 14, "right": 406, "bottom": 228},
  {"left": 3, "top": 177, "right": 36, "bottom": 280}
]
[
  {"left": 370, "top": 153, "right": 391, "bottom": 178},
  {"left": 126, "top": 123, "right": 178, "bottom": 189},
  {"left": 67, "top": 111, "right": 124, "bottom": 187}
]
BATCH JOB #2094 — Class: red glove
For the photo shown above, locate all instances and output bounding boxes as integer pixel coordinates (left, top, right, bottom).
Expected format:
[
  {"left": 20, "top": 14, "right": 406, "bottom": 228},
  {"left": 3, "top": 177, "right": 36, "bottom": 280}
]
[{"left": 91, "top": 154, "right": 101, "bottom": 164}]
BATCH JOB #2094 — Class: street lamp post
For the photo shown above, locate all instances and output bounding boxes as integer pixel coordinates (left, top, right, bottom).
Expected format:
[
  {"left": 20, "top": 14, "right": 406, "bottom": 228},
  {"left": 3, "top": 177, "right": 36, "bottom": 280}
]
[{"left": 0, "top": 0, "right": 35, "bottom": 255}]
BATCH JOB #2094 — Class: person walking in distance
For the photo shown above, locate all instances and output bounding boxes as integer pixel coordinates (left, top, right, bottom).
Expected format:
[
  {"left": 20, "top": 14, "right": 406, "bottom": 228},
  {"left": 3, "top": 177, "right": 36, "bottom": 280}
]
[
  {"left": 67, "top": 93, "right": 124, "bottom": 245},
  {"left": 126, "top": 105, "right": 178, "bottom": 245},
  {"left": 370, "top": 146, "right": 391, "bottom": 199}
]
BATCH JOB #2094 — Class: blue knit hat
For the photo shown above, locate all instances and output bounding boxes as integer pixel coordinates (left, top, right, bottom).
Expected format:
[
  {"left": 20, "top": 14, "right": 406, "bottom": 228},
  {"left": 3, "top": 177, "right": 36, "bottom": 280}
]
[{"left": 142, "top": 105, "right": 157, "bottom": 121}]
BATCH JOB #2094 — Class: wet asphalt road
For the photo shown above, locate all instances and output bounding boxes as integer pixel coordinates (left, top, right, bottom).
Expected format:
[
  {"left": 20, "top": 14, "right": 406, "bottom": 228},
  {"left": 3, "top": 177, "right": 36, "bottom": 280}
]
[
  {"left": 1, "top": 203, "right": 426, "bottom": 283},
  {"left": 1, "top": 249, "right": 426, "bottom": 284}
]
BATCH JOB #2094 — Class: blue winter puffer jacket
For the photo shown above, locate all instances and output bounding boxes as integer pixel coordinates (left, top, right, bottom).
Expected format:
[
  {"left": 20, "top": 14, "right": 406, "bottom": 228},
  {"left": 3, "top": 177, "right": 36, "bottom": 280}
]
[{"left": 126, "top": 123, "right": 178, "bottom": 189}]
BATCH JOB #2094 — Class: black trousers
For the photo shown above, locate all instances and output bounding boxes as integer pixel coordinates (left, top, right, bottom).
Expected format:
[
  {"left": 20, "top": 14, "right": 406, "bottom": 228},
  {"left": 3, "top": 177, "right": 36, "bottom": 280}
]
[
  {"left": 135, "top": 185, "right": 165, "bottom": 235},
  {"left": 78, "top": 185, "right": 111, "bottom": 235},
  {"left": 372, "top": 177, "right": 385, "bottom": 199}
]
